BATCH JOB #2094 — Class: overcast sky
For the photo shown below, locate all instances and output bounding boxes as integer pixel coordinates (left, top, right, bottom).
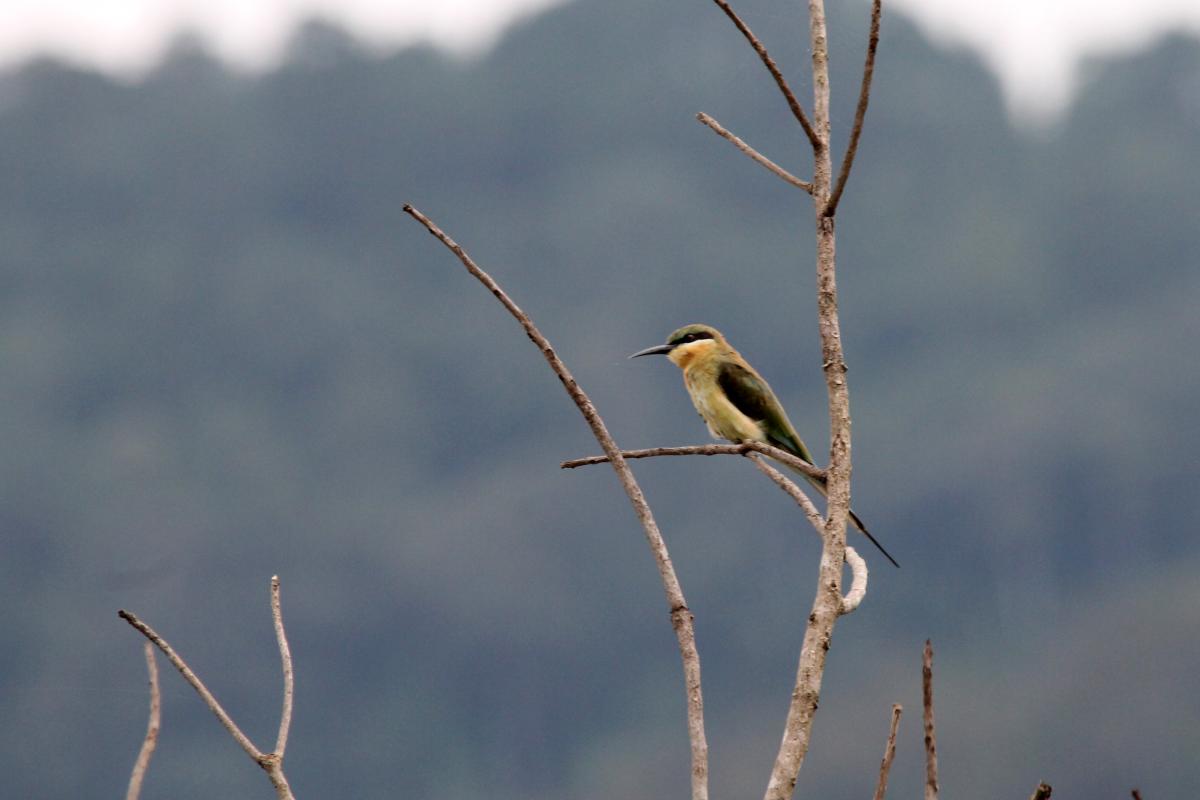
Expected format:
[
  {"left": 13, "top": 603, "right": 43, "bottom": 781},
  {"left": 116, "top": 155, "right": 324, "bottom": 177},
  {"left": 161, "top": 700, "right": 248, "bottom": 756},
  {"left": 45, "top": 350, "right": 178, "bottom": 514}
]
[{"left": 2, "top": 0, "right": 1199, "bottom": 116}]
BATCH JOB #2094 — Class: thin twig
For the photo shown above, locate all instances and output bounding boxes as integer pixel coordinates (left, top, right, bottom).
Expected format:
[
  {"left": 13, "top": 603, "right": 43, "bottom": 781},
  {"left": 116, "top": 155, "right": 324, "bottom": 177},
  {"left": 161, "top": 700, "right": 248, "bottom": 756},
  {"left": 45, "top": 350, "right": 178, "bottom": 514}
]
[
  {"left": 271, "top": 575, "right": 294, "bottom": 759},
  {"left": 923, "top": 640, "right": 940, "bottom": 800},
  {"left": 716, "top": 454, "right": 868, "bottom": 611},
  {"left": 118, "top": 578, "right": 297, "bottom": 800},
  {"left": 404, "top": 204, "right": 709, "bottom": 800},
  {"left": 125, "top": 642, "right": 160, "bottom": 800},
  {"left": 825, "top": 0, "right": 882, "bottom": 217},
  {"left": 707, "top": 0, "right": 822, "bottom": 151},
  {"left": 562, "top": 442, "right": 825, "bottom": 482},
  {"left": 871, "top": 704, "right": 902, "bottom": 800},
  {"left": 1030, "top": 783, "right": 1053, "bottom": 800},
  {"left": 747, "top": 454, "right": 825, "bottom": 533},
  {"left": 118, "top": 609, "right": 263, "bottom": 763},
  {"left": 696, "top": 113, "right": 813, "bottom": 192}
]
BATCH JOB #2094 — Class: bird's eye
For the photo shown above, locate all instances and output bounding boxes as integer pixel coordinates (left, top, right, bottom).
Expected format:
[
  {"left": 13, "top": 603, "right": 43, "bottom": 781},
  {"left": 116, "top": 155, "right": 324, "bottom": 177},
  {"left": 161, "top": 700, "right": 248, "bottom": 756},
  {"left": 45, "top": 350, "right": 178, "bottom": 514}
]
[{"left": 683, "top": 334, "right": 695, "bottom": 342}]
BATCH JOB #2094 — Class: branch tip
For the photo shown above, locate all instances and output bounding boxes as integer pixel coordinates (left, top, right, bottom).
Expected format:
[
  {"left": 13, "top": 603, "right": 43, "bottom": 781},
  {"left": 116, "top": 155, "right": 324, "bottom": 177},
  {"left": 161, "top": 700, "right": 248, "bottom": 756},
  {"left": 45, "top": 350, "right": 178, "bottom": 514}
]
[
  {"left": 696, "top": 112, "right": 813, "bottom": 192},
  {"left": 410, "top": 209, "right": 710, "bottom": 800},
  {"left": 826, "top": 0, "right": 882, "bottom": 217},
  {"left": 871, "top": 703, "right": 902, "bottom": 800},
  {"left": 707, "top": 0, "right": 822, "bottom": 151},
  {"left": 923, "top": 640, "right": 940, "bottom": 800}
]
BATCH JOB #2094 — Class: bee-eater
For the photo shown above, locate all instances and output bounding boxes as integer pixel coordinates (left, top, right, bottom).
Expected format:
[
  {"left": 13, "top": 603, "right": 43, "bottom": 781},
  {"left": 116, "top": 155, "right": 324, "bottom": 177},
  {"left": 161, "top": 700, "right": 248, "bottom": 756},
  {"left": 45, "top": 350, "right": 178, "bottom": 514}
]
[{"left": 631, "top": 323, "right": 899, "bottom": 567}]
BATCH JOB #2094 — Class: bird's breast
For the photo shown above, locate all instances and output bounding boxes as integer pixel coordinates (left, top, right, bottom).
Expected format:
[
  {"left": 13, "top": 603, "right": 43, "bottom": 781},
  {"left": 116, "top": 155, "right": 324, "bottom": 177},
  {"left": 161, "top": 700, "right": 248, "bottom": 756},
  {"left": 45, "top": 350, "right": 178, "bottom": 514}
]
[{"left": 683, "top": 366, "right": 765, "bottom": 444}]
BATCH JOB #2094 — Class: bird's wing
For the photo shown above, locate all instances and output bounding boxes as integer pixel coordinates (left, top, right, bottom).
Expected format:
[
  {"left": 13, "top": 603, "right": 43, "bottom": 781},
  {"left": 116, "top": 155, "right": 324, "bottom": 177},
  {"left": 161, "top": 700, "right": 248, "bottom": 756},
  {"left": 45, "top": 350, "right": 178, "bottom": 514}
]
[{"left": 717, "top": 360, "right": 816, "bottom": 464}]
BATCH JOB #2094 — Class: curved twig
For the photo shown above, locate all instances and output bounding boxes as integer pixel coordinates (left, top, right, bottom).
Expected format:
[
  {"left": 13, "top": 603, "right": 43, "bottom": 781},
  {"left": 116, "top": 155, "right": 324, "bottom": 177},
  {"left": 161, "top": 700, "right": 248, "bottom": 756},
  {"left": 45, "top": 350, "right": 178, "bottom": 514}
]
[
  {"left": 405, "top": 204, "right": 709, "bottom": 800},
  {"left": 746, "top": 454, "right": 825, "bottom": 533},
  {"left": 271, "top": 575, "right": 294, "bottom": 759},
  {"left": 125, "top": 642, "right": 160, "bottom": 800},
  {"left": 825, "top": 0, "right": 883, "bottom": 217},
  {"left": 696, "top": 113, "right": 813, "bottom": 192},
  {"left": 840, "top": 546, "right": 868, "bottom": 613},
  {"left": 749, "top": 455, "right": 867, "bottom": 613},
  {"left": 118, "top": 578, "right": 297, "bottom": 800},
  {"left": 707, "top": 0, "right": 822, "bottom": 151}
]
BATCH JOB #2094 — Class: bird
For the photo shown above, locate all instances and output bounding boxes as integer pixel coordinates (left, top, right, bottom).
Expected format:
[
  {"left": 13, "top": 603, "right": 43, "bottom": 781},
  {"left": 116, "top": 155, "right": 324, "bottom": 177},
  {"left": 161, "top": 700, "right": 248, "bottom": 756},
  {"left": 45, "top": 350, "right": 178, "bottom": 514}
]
[{"left": 630, "top": 323, "right": 899, "bottom": 567}]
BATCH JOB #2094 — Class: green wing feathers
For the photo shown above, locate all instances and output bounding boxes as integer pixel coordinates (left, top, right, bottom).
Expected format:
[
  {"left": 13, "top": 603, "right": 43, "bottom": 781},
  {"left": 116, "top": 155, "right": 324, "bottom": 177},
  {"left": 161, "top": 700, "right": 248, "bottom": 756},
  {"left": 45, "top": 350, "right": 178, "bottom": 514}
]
[
  {"left": 716, "top": 361, "right": 899, "bottom": 567},
  {"left": 716, "top": 360, "right": 815, "bottom": 463}
]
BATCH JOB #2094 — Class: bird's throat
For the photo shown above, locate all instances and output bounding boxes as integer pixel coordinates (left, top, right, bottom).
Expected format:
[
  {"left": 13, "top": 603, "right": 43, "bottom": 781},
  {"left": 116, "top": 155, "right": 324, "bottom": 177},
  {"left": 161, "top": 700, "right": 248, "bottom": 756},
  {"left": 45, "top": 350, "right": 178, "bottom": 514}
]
[{"left": 667, "top": 338, "right": 717, "bottom": 369}]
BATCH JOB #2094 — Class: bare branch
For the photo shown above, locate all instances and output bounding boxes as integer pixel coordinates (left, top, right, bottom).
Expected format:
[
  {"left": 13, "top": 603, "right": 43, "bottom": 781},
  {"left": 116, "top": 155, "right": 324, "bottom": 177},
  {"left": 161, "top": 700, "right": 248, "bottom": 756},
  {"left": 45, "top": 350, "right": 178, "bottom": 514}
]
[
  {"left": 872, "top": 704, "right": 902, "bottom": 800},
  {"left": 561, "top": 442, "right": 825, "bottom": 482},
  {"left": 747, "top": 454, "right": 826, "bottom": 533},
  {"left": 839, "top": 545, "right": 868, "bottom": 614},
  {"left": 125, "top": 642, "right": 160, "bottom": 800},
  {"left": 761, "top": 2, "right": 852, "bottom": 796},
  {"left": 762, "top": 540, "right": 844, "bottom": 800},
  {"left": 1030, "top": 783, "right": 1053, "bottom": 800},
  {"left": 696, "top": 112, "right": 813, "bottom": 192},
  {"left": 271, "top": 575, "right": 294, "bottom": 759},
  {"left": 825, "top": 0, "right": 883, "bottom": 217},
  {"left": 118, "top": 609, "right": 263, "bottom": 763},
  {"left": 404, "top": 204, "right": 709, "bottom": 800},
  {"left": 118, "top": 578, "right": 297, "bottom": 800},
  {"left": 707, "top": 0, "right": 822, "bottom": 151},
  {"left": 923, "top": 640, "right": 940, "bottom": 800}
]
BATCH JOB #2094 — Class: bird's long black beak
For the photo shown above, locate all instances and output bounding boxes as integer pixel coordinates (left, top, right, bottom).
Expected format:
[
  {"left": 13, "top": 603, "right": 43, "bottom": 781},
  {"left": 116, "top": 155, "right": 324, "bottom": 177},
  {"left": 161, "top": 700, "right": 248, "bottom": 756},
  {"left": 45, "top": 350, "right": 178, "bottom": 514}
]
[{"left": 629, "top": 344, "right": 676, "bottom": 359}]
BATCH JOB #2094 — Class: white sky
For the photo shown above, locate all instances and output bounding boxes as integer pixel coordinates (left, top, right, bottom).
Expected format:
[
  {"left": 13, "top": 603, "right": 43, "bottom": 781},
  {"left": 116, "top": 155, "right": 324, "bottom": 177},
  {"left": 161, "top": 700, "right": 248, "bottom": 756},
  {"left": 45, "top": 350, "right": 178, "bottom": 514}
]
[{"left": 1, "top": 0, "right": 1199, "bottom": 117}]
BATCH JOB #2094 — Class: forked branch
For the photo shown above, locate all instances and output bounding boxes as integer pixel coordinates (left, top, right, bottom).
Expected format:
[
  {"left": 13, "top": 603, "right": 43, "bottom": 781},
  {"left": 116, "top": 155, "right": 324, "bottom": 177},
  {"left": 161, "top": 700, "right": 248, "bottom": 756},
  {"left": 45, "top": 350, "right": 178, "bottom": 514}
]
[
  {"left": 404, "top": 204, "right": 710, "bottom": 800},
  {"left": 762, "top": 0, "right": 879, "bottom": 793},
  {"left": 696, "top": 113, "right": 813, "bottom": 193},
  {"left": 119, "top": 577, "right": 296, "bottom": 800},
  {"left": 566, "top": 445, "right": 867, "bottom": 612},
  {"left": 747, "top": 454, "right": 826, "bottom": 532},
  {"left": 707, "top": 0, "right": 822, "bottom": 150}
]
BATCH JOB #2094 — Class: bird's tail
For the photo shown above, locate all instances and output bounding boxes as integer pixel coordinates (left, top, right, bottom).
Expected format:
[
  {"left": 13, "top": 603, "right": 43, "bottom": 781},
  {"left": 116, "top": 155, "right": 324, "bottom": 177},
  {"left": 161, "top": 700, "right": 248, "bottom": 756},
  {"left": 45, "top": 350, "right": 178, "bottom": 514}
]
[
  {"left": 784, "top": 463, "right": 900, "bottom": 568},
  {"left": 845, "top": 506, "right": 900, "bottom": 569}
]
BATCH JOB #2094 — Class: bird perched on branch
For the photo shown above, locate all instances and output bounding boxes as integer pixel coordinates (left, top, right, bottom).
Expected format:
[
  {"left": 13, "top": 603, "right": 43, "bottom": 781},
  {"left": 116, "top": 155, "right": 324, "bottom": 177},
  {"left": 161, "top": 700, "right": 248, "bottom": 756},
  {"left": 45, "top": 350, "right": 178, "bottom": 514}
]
[{"left": 631, "top": 323, "right": 898, "bottom": 567}]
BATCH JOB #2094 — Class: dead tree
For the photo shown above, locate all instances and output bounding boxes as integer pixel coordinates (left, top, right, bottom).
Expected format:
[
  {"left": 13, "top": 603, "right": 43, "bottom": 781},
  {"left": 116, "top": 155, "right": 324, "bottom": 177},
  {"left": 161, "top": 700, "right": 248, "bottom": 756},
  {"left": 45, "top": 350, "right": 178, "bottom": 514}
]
[{"left": 405, "top": 4, "right": 888, "bottom": 798}]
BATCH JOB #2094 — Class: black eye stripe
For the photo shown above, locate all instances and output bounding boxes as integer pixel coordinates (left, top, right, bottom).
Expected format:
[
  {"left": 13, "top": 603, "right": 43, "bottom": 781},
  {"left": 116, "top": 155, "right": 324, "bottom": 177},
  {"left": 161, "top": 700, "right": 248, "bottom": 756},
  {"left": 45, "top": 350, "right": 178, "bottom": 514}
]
[{"left": 670, "top": 330, "right": 714, "bottom": 345}]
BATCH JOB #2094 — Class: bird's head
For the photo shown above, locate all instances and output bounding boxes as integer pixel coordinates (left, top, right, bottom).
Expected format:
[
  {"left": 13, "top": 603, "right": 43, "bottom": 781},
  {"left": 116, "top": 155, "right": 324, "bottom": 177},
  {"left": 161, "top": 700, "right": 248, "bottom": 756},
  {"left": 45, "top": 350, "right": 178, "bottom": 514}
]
[{"left": 630, "top": 324, "right": 726, "bottom": 368}]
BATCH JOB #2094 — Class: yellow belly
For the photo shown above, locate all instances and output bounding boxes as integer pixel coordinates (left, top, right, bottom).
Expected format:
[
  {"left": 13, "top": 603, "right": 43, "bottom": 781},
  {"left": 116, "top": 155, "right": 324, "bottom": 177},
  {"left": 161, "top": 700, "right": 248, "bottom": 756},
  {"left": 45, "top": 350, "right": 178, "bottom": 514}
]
[{"left": 685, "top": 371, "right": 765, "bottom": 444}]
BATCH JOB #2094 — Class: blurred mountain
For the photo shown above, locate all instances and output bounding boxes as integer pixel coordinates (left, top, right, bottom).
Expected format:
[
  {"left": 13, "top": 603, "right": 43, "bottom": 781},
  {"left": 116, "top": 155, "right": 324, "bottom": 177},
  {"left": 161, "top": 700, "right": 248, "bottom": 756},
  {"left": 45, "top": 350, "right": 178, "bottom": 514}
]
[{"left": 0, "top": 1, "right": 1197, "bottom": 798}]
